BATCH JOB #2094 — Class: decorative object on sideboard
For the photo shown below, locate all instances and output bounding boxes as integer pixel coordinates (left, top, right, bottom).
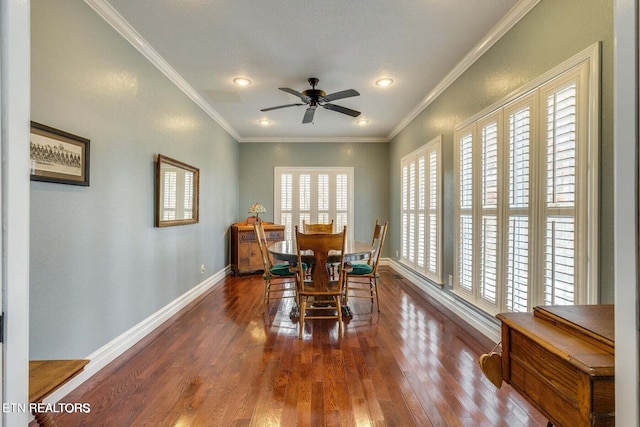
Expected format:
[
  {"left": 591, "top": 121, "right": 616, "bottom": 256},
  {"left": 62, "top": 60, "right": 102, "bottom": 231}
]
[
  {"left": 155, "top": 154, "right": 199, "bottom": 227},
  {"left": 247, "top": 202, "right": 266, "bottom": 224},
  {"left": 30, "top": 121, "right": 90, "bottom": 186}
]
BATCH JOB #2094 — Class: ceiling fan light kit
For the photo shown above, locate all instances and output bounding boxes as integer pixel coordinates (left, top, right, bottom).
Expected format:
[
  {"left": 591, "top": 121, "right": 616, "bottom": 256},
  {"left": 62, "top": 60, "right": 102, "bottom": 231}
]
[{"left": 261, "top": 77, "right": 361, "bottom": 124}]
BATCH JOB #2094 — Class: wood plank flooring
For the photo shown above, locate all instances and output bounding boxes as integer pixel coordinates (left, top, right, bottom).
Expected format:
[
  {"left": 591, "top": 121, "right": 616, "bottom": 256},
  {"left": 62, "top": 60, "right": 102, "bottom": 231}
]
[{"left": 38, "top": 268, "right": 547, "bottom": 426}]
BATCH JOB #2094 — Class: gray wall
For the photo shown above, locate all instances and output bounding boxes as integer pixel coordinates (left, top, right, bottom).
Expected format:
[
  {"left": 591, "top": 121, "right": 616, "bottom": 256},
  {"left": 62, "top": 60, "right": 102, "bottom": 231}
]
[
  {"left": 238, "top": 142, "right": 390, "bottom": 244},
  {"left": 388, "top": 0, "right": 614, "bottom": 302},
  {"left": 30, "top": 0, "right": 239, "bottom": 358},
  {"left": 30, "top": 0, "right": 614, "bottom": 361}
]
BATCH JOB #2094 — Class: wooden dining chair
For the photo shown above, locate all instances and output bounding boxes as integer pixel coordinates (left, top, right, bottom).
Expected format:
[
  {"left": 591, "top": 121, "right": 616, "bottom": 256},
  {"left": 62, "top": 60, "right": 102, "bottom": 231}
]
[
  {"left": 294, "top": 225, "right": 348, "bottom": 338},
  {"left": 344, "top": 220, "right": 388, "bottom": 311},
  {"left": 302, "top": 219, "right": 334, "bottom": 234},
  {"left": 254, "top": 222, "right": 297, "bottom": 308},
  {"left": 301, "top": 219, "right": 336, "bottom": 278}
]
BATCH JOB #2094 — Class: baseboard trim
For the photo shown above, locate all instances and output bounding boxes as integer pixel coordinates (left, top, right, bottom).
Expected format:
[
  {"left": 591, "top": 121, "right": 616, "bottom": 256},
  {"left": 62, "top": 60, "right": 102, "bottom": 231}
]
[
  {"left": 384, "top": 259, "right": 501, "bottom": 343},
  {"left": 40, "top": 265, "right": 231, "bottom": 406}
]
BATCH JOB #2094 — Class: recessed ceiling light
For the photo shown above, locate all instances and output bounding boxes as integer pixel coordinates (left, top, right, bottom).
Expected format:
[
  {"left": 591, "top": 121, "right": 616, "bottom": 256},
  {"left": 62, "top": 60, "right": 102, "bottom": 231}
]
[
  {"left": 258, "top": 119, "right": 271, "bottom": 126},
  {"left": 356, "top": 118, "right": 369, "bottom": 126},
  {"left": 234, "top": 77, "right": 251, "bottom": 87},
  {"left": 375, "top": 78, "right": 394, "bottom": 87}
]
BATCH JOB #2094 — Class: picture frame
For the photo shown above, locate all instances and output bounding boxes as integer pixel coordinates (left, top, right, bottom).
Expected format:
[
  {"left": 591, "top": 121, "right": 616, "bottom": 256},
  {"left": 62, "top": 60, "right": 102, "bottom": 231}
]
[
  {"left": 30, "top": 121, "right": 90, "bottom": 186},
  {"left": 155, "top": 154, "right": 200, "bottom": 227}
]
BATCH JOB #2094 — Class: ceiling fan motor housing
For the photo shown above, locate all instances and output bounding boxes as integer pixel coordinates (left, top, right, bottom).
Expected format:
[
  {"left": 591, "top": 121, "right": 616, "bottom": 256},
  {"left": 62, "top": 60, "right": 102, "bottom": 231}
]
[
  {"left": 302, "top": 89, "right": 326, "bottom": 100},
  {"left": 260, "top": 76, "right": 361, "bottom": 122}
]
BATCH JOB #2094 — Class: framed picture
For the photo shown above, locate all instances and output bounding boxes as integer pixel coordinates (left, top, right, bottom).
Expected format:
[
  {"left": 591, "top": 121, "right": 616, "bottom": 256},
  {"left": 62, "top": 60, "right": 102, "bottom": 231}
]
[{"left": 30, "top": 122, "right": 90, "bottom": 186}]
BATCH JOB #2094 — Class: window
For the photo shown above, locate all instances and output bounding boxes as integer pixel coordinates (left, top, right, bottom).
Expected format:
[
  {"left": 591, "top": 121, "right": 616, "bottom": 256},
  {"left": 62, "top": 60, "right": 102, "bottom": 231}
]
[
  {"left": 453, "top": 47, "right": 599, "bottom": 315},
  {"left": 274, "top": 167, "right": 354, "bottom": 241},
  {"left": 401, "top": 136, "right": 442, "bottom": 284}
]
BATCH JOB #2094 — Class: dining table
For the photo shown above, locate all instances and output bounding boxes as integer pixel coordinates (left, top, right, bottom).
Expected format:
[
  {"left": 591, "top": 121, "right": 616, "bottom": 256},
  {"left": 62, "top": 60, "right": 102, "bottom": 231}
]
[{"left": 268, "top": 239, "right": 374, "bottom": 318}]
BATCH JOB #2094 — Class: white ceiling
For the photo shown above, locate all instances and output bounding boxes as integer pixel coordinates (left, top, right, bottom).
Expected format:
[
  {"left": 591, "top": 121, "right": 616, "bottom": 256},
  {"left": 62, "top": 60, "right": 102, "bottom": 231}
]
[{"left": 88, "top": 0, "right": 533, "bottom": 142}]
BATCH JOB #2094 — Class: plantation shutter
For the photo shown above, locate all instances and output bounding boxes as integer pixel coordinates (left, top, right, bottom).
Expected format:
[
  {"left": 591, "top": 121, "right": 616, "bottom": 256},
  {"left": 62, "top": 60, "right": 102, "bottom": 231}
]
[
  {"left": 479, "top": 117, "right": 499, "bottom": 306},
  {"left": 458, "top": 130, "right": 474, "bottom": 293},
  {"left": 299, "top": 174, "right": 311, "bottom": 228},
  {"left": 452, "top": 52, "right": 596, "bottom": 314},
  {"left": 427, "top": 148, "right": 440, "bottom": 277},
  {"left": 274, "top": 167, "right": 354, "bottom": 241},
  {"left": 335, "top": 173, "right": 349, "bottom": 232},
  {"left": 543, "top": 80, "right": 578, "bottom": 305},
  {"left": 401, "top": 163, "right": 410, "bottom": 261},
  {"left": 417, "top": 153, "right": 426, "bottom": 270},
  {"left": 280, "top": 173, "right": 293, "bottom": 240},
  {"left": 505, "top": 97, "right": 534, "bottom": 312},
  {"left": 317, "top": 174, "right": 329, "bottom": 224},
  {"left": 400, "top": 136, "right": 442, "bottom": 283}
]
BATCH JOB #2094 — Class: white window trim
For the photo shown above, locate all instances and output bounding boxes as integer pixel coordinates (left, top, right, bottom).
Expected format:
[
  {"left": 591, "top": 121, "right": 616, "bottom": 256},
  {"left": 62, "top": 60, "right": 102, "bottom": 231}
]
[
  {"left": 453, "top": 43, "right": 600, "bottom": 313},
  {"left": 274, "top": 166, "right": 355, "bottom": 241},
  {"left": 400, "top": 135, "right": 443, "bottom": 284}
]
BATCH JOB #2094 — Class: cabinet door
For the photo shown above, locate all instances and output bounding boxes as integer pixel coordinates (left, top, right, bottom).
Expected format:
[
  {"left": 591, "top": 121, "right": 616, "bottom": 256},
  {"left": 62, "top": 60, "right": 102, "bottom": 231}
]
[{"left": 237, "top": 232, "right": 262, "bottom": 272}]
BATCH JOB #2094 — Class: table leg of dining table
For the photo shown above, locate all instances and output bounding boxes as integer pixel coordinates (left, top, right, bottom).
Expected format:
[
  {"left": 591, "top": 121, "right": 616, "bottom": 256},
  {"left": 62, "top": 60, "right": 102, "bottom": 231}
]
[{"left": 289, "top": 305, "right": 300, "bottom": 319}]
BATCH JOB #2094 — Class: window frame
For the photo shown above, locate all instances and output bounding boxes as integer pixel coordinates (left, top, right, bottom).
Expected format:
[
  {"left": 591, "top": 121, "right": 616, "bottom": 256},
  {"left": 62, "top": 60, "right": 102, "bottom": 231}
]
[
  {"left": 453, "top": 43, "right": 600, "bottom": 314},
  {"left": 400, "top": 135, "right": 443, "bottom": 284},
  {"left": 274, "top": 166, "right": 355, "bottom": 241}
]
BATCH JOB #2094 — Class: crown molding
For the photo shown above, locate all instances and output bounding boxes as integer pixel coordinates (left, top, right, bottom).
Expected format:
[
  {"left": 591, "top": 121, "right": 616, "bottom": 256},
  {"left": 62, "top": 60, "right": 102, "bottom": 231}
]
[
  {"left": 239, "top": 136, "right": 389, "bottom": 144},
  {"left": 387, "top": 0, "right": 542, "bottom": 141},
  {"left": 84, "top": 0, "right": 241, "bottom": 141},
  {"left": 86, "top": 0, "right": 539, "bottom": 144}
]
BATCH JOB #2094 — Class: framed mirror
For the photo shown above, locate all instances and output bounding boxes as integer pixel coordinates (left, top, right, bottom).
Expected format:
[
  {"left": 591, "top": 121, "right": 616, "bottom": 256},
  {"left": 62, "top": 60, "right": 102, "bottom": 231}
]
[{"left": 155, "top": 154, "right": 199, "bottom": 227}]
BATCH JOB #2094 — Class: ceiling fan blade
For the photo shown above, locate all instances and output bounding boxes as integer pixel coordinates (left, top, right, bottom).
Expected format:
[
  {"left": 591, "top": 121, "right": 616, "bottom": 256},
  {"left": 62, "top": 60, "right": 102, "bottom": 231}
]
[
  {"left": 323, "top": 103, "right": 361, "bottom": 117},
  {"left": 302, "top": 107, "right": 316, "bottom": 124},
  {"left": 279, "top": 87, "right": 311, "bottom": 103},
  {"left": 321, "top": 89, "right": 360, "bottom": 102},
  {"left": 260, "top": 103, "right": 304, "bottom": 112}
]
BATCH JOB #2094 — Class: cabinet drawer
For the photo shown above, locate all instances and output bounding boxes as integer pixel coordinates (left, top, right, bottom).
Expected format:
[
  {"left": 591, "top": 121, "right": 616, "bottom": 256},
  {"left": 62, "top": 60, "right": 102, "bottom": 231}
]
[
  {"left": 268, "top": 230, "right": 284, "bottom": 240},
  {"left": 509, "top": 329, "right": 586, "bottom": 426},
  {"left": 239, "top": 232, "right": 256, "bottom": 241}
]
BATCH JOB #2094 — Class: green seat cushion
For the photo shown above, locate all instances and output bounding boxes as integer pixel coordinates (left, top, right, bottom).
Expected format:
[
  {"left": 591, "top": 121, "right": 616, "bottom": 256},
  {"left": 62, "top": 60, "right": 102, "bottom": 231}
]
[
  {"left": 269, "top": 264, "right": 294, "bottom": 276},
  {"left": 350, "top": 263, "right": 374, "bottom": 275},
  {"left": 269, "top": 263, "right": 306, "bottom": 276}
]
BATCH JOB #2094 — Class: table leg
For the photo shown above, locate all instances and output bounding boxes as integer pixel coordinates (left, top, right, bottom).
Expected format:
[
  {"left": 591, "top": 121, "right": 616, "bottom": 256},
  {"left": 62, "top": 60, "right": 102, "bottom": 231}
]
[
  {"left": 341, "top": 305, "right": 353, "bottom": 318},
  {"left": 289, "top": 305, "right": 300, "bottom": 319}
]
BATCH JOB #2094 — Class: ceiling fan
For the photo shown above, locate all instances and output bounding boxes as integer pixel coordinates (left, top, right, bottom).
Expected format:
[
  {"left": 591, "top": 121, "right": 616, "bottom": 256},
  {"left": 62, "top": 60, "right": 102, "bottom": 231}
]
[{"left": 261, "top": 78, "right": 361, "bottom": 124}]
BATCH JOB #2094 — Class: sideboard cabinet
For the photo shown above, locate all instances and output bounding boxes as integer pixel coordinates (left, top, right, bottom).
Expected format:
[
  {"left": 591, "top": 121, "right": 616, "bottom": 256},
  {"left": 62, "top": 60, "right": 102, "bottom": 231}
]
[
  {"left": 497, "top": 305, "right": 614, "bottom": 427},
  {"left": 230, "top": 220, "right": 285, "bottom": 275}
]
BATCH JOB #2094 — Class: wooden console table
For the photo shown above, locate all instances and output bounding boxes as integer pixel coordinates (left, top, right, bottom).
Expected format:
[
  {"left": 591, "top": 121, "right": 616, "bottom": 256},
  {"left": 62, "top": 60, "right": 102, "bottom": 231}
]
[
  {"left": 496, "top": 305, "right": 615, "bottom": 427},
  {"left": 497, "top": 305, "right": 614, "bottom": 427},
  {"left": 29, "top": 359, "right": 89, "bottom": 426}
]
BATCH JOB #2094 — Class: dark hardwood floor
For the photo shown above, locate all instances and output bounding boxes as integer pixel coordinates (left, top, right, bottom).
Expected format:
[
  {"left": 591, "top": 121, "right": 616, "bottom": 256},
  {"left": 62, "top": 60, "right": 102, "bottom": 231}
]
[{"left": 40, "top": 268, "right": 547, "bottom": 426}]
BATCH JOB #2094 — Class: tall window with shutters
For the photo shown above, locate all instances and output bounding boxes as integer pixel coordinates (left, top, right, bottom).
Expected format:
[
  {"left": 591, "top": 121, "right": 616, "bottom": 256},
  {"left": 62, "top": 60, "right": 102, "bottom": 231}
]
[
  {"left": 401, "top": 136, "right": 442, "bottom": 284},
  {"left": 274, "top": 167, "right": 354, "bottom": 241},
  {"left": 453, "top": 51, "right": 598, "bottom": 315}
]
